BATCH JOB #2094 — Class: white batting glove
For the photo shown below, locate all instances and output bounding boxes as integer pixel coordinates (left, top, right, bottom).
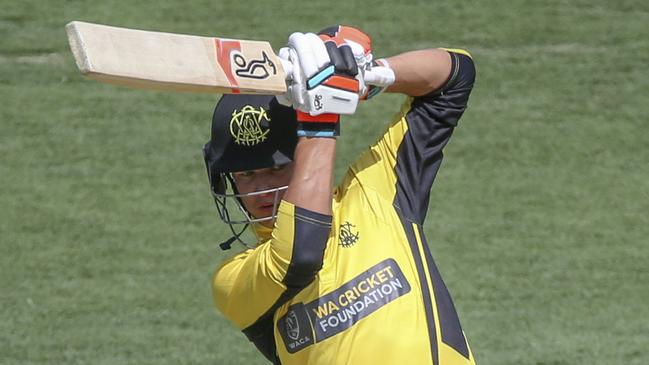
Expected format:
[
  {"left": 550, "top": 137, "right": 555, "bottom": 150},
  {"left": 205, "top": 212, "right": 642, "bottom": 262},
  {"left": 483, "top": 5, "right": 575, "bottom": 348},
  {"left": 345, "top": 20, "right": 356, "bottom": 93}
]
[
  {"left": 278, "top": 32, "right": 360, "bottom": 116},
  {"left": 277, "top": 47, "right": 304, "bottom": 108},
  {"left": 317, "top": 25, "right": 394, "bottom": 99}
]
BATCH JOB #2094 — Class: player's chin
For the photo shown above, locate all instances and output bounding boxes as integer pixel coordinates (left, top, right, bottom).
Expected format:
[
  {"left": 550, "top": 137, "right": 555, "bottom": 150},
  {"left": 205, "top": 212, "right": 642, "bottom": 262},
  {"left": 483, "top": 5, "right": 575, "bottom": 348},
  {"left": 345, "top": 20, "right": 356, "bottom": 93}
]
[
  {"left": 253, "top": 205, "right": 274, "bottom": 220},
  {"left": 258, "top": 218, "right": 276, "bottom": 229},
  {"left": 253, "top": 209, "right": 276, "bottom": 228}
]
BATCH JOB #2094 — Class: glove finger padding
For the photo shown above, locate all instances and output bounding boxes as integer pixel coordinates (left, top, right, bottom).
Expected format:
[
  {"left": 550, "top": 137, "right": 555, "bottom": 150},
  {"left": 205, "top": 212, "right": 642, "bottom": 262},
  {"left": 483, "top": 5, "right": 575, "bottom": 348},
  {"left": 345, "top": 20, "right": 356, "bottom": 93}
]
[
  {"left": 318, "top": 26, "right": 371, "bottom": 56},
  {"left": 288, "top": 32, "right": 360, "bottom": 117},
  {"left": 277, "top": 46, "right": 306, "bottom": 108},
  {"left": 288, "top": 32, "right": 330, "bottom": 79},
  {"left": 318, "top": 25, "right": 372, "bottom": 69},
  {"left": 318, "top": 25, "right": 377, "bottom": 98},
  {"left": 276, "top": 47, "right": 294, "bottom": 107},
  {"left": 333, "top": 43, "right": 358, "bottom": 77}
]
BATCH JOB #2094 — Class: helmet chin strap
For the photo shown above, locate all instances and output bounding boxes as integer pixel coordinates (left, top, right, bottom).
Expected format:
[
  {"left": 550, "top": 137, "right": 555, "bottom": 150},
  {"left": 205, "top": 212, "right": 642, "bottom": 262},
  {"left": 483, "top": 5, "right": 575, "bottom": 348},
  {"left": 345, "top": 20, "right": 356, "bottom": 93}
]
[
  {"left": 218, "top": 177, "right": 251, "bottom": 250},
  {"left": 219, "top": 222, "right": 250, "bottom": 250}
]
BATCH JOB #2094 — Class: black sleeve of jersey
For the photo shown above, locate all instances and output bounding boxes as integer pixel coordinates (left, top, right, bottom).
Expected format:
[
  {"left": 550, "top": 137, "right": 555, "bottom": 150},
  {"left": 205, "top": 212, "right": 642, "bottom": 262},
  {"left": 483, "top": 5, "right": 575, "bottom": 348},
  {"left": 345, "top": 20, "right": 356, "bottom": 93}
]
[
  {"left": 284, "top": 206, "right": 331, "bottom": 288},
  {"left": 243, "top": 315, "right": 281, "bottom": 364},
  {"left": 394, "top": 52, "right": 476, "bottom": 224},
  {"left": 241, "top": 206, "right": 332, "bottom": 364}
]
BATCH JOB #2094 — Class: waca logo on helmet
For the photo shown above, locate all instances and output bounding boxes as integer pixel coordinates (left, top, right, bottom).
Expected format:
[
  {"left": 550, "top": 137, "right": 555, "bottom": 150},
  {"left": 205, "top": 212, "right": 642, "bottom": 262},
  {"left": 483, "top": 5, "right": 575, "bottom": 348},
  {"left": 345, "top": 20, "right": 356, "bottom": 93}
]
[{"left": 229, "top": 105, "right": 271, "bottom": 146}]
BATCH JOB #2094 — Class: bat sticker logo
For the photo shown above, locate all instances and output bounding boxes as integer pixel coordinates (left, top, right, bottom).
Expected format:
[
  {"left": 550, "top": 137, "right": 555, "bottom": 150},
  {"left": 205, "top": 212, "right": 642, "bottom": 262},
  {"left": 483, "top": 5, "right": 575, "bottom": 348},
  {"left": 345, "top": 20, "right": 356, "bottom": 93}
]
[{"left": 232, "top": 51, "right": 277, "bottom": 80}]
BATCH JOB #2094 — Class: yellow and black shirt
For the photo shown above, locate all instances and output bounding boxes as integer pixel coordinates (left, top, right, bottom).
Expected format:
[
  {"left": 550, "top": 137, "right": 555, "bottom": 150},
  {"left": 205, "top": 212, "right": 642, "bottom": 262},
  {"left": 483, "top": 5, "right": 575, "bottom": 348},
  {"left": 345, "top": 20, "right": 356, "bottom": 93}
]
[{"left": 213, "top": 49, "right": 476, "bottom": 365}]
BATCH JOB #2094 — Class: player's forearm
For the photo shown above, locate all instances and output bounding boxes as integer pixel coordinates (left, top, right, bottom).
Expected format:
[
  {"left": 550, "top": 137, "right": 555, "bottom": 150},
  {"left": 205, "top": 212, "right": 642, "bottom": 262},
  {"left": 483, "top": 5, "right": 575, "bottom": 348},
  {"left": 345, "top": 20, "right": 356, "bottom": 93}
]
[
  {"left": 384, "top": 48, "right": 453, "bottom": 97},
  {"left": 283, "top": 137, "right": 336, "bottom": 215}
]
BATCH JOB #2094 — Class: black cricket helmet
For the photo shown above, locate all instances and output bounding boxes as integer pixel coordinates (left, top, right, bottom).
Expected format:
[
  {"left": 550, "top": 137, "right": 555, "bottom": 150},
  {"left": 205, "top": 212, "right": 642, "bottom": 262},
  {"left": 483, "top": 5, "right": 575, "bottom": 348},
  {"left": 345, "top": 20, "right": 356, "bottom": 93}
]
[{"left": 203, "top": 94, "right": 297, "bottom": 249}]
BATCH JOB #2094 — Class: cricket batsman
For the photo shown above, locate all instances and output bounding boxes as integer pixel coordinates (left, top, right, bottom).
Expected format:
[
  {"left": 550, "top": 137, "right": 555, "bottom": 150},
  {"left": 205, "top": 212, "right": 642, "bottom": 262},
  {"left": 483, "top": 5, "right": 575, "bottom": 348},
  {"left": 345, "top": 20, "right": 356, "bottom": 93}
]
[{"left": 202, "top": 25, "right": 477, "bottom": 364}]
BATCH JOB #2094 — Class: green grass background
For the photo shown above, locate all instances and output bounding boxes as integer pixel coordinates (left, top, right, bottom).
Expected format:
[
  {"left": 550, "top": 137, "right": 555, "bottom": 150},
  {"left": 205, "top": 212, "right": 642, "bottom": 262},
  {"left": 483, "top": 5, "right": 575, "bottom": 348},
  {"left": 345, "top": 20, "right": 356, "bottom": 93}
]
[{"left": 2, "top": 0, "right": 648, "bottom": 364}]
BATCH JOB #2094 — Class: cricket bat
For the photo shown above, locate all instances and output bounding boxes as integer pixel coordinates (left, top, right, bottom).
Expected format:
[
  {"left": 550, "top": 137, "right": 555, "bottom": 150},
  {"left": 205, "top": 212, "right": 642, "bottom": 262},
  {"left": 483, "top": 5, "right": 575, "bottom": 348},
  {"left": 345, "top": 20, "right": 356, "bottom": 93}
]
[{"left": 65, "top": 21, "right": 288, "bottom": 94}]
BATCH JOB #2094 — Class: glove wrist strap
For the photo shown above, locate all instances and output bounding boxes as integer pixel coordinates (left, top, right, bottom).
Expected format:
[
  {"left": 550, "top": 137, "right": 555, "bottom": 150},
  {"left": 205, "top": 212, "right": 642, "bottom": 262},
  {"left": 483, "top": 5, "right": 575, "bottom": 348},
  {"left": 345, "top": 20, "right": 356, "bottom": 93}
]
[
  {"left": 296, "top": 111, "right": 340, "bottom": 137},
  {"left": 364, "top": 58, "right": 392, "bottom": 100}
]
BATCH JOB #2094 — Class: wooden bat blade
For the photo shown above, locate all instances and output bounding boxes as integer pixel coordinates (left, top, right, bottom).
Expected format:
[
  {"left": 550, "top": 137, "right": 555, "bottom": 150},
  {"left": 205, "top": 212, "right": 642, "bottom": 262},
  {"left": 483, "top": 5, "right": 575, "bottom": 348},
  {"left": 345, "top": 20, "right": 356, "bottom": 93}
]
[{"left": 65, "top": 21, "right": 287, "bottom": 94}]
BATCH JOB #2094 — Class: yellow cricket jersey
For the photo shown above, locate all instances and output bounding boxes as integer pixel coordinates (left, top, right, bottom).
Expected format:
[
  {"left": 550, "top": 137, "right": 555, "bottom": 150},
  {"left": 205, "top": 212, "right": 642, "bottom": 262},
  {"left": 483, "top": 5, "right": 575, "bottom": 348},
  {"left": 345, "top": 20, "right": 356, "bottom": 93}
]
[{"left": 213, "top": 50, "right": 477, "bottom": 365}]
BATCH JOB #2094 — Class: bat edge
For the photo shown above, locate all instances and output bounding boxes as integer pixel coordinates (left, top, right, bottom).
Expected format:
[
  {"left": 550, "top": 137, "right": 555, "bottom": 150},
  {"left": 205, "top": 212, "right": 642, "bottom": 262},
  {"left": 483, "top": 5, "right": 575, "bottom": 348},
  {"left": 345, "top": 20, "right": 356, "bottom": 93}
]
[
  {"left": 83, "top": 71, "right": 287, "bottom": 95},
  {"left": 65, "top": 21, "right": 94, "bottom": 75}
]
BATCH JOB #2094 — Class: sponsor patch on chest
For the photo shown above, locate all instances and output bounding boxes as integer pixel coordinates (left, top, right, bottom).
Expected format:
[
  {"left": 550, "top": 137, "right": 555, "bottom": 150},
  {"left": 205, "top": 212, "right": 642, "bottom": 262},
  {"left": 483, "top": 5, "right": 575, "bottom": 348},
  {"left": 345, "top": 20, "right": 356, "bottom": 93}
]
[{"left": 277, "top": 258, "right": 411, "bottom": 353}]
